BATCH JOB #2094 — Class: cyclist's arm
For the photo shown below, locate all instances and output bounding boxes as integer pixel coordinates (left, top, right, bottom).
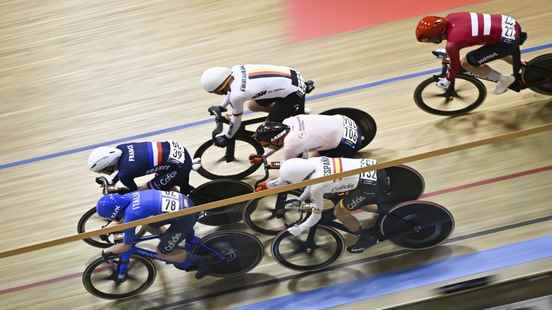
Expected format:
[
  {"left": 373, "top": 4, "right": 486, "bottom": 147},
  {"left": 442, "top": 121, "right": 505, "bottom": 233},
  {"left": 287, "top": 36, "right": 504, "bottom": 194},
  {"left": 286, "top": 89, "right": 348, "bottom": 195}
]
[
  {"left": 118, "top": 173, "right": 138, "bottom": 192},
  {"left": 221, "top": 95, "right": 244, "bottom": 138},
  {"left": 445, "top": 41, "right": 462, "bottom": 81},
  {"left": 294, "top": 188, "right": 323, "bottom": 232}
]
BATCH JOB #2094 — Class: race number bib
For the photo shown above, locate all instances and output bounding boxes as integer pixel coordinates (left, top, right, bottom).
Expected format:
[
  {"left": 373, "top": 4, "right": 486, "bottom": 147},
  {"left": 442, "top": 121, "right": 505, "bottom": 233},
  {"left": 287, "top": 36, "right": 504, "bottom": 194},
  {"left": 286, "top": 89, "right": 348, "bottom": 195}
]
[
  {"left": 161, "top": 191, "right": 181, "bottom": 213},
  {"left": 168, "top": 141, "right": 186, "bottom": 164},
  {"left": 359, "top": 159, "right": 377, "bottom": 182},
  {"left": 342, "top": 116, "right": 359, "bottom": 145},
  {"left": 501, "top": 15, "right": 517, "bottom": 42}
]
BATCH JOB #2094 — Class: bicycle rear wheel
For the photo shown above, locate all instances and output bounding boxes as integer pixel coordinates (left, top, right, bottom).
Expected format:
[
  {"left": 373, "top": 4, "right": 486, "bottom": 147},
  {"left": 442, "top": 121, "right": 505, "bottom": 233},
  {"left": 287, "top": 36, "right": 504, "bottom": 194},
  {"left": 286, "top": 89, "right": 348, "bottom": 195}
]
[
  {"left": 271, "top": 225, "right": 344, "bottom": 271},
  {"left": 82, "top": 254, "right": 157, "bottom": 299},
  {"left": 191, "top": 179, "right": 253, "bottom": 226},
  {"left": 193, "top": 136, "right": 264, "bottom": 180},
  {"left": 320, "top": 107, "right": 377, "bottom": 150},
  {"left": 524, "top": 53, "right": 552, "bottom": 95},
  {"left": 384, "top": 165, "right": 425, "bottom": 204},
  {"left": 193, "top": 231, "right": 264, "bottom": 277},
  {"left": 380, "top": 201, "right": 454, "bottom": 250},
  {"left": 414, "top": 74, "right": 487, "bottom": 116},
  {"left": 243, "top": 190, "right": 307, "bottom": 235}
]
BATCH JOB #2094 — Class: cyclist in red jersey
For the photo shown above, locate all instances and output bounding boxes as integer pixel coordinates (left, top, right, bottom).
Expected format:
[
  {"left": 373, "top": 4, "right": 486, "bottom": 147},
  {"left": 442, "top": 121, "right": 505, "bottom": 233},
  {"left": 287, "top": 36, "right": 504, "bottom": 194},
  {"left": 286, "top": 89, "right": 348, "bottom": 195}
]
[{"left": 416, "top": 12, "right": 526, "bottom": 95}]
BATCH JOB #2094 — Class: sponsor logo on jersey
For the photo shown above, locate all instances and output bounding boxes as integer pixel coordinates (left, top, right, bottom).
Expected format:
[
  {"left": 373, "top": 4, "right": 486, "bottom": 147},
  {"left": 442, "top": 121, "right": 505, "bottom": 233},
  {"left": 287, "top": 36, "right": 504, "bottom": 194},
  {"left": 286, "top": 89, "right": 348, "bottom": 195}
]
[
  {"left": 164, "top": 232, "right": 183, "bottom": 252},
  {"left": 127, "top": 145, "right": 135, "bottom": 162},
  {"left": 240, "top": 65, "right": 247, "bottom": 91},
  {"left": 131, "top": 192, "right": 141, "bottom": 210},
  {"left": 160, "top": 171, "right": 178, "bottom": 186}
]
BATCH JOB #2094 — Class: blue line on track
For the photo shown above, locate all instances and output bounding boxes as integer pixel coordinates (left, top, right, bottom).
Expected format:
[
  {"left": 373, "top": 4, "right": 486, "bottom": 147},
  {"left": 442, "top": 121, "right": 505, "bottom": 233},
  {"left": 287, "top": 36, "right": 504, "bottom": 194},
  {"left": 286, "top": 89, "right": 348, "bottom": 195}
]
[
  {"left": 2, "top": 43, "right": 551, "bottom": 171},
  {"left": 233, "top": 234, "right": 552, "bottom": 310}
]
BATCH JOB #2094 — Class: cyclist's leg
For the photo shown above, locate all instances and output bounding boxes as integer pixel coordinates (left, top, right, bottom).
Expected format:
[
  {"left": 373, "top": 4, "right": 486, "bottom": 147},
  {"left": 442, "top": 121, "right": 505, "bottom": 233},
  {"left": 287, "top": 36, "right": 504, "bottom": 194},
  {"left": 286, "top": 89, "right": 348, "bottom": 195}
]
[
  {"left": 464, "top": 43, "right": 517, "bottom": 94},
  {"left": 339, "top": 183, "right": 380, "bottom": 253},
  {"left": 267, "top": 92, "right": 305, "bottom": 122}
]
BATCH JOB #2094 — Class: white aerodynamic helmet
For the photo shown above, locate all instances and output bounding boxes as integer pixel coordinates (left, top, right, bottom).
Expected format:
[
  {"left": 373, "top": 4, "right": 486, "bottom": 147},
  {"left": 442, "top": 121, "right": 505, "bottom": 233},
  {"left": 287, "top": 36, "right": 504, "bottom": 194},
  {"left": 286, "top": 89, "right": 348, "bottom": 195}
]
[
  {"left": 88, "top": 146, "right": 123, "bottom": 173},
  {"left": 279, "top": 158, "right": 317, "bottom": 184},
  {"left": 200, "top": 67, "right": 232, "bottom": 93}
]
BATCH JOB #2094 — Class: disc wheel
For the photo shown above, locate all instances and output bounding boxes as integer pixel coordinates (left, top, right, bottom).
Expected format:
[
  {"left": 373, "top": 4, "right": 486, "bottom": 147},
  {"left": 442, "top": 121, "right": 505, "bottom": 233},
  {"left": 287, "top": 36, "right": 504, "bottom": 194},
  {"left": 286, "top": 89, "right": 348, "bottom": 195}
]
[
  {"left": 380, "top": 201, "right": 454, "bottom": 250},
  {"left": 193, "top": 231, "right": 264, "bottom": 277},
  {"left": 524, "top": 53, "right": 552, "bottom": 95}
]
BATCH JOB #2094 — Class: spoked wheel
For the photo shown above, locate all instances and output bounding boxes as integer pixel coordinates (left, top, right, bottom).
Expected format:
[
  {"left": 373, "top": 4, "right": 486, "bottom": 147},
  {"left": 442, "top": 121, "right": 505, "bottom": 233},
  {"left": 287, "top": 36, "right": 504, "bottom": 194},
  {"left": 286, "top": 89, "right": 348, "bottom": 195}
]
[
  {"left": 320, "top": 107, "right": 378, "bottom": 150},
  {"left": 82, "top": 254, "right": 157, "bottom": 299},
  {"left": 524, "top": 53, "right": 552, "bottom": 95},
  {"left": 191, "top": 179, "right": 253, "bottom": 226},
  {"left": 414, "top": 74, "right": 487, "bottom": 116},
  {"left": 77, "top": 206, "right": 147, "bottom": 248},
  {"left": 193, "top": 231, "right": 264, "bottom": 277},
  {"left": 243, "top": 190, "right": 308, "bottom": 235},
  {"left": 193, "top": 136, "right": 264, "bottom": 180},
  {"left": 271, "top": 225, "right": 344, "bottom": 271},
  {"left": 384, "top": 165, "right": 425, "bottom": 204},
  {"left": 380, "top": 201, "right": 454, "bottom": 250}
]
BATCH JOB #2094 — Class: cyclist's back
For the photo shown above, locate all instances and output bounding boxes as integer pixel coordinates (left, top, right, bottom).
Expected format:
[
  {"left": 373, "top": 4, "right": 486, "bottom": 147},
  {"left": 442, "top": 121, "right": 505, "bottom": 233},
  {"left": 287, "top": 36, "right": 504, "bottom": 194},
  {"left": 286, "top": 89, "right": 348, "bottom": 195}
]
[
  {"left": 282, "top": 114, "right": 344, "bottom": 159},
  {"left": 446, "top": 12, "right": 520, "bottom": 48},
  {"left": 114, "top": 141, "right": 192, "bottom": 192},
  {"left": 122, "top": 189, "right": 195, "bottom": 245}
]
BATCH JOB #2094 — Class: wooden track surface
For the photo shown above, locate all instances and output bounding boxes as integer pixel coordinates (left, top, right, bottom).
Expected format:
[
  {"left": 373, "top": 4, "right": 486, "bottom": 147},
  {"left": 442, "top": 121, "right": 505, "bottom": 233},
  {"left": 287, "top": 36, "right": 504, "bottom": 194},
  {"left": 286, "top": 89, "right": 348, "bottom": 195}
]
[{"left": 1, "top": 0, "right": 551, "bottom": 309}]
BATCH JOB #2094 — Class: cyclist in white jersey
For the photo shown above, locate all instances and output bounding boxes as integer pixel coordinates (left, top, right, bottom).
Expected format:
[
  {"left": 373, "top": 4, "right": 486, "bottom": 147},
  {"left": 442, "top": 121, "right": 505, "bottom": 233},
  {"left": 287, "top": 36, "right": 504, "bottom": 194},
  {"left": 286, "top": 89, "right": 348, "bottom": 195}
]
[
  {"left": 258, "top": 157, "right": 393, "bottom": 253},
  {"left": 252, "top": 114, "right": 365, "bottom": 162},
  {"left": 200, "top": 64, "right": 314, "bottom": 147}
]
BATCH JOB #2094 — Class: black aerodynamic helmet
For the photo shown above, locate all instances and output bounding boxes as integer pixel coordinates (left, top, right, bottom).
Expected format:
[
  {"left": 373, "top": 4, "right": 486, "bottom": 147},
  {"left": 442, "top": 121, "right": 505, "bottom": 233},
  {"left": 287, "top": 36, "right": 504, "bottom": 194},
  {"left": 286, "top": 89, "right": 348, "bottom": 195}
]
[{"left": 254, "top": 121, "right": 290, "bottom": 143}]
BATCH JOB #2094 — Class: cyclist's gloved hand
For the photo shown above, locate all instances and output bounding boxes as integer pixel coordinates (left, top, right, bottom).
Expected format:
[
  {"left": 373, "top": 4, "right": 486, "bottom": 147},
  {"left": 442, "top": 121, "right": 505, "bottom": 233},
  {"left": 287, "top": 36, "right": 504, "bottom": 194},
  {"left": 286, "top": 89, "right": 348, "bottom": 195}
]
[
  {"left": 287, "top": 225, "right": 304, "bottom": 237},
  {"left": 214, "top": 135, "right": 229, "bottom": 148},
  {"left": 249, "top": 154, "right": 264, "bottom": 165},
  {"left": 192, "top": 158, "right": 201, "bottom": 171},
  {"left": 255, "top": 181, "right": 268, "bottom": 192},
  {"left": 436, "top": 77, "right": 451, "bottom": 90}
]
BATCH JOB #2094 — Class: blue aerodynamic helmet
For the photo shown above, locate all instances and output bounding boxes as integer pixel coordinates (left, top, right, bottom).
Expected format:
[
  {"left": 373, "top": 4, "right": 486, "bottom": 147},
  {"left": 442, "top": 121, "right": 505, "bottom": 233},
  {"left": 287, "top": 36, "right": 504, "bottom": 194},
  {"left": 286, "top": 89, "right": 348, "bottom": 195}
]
[{"left": 96, "top": 194, "right": 132, "bottom": 221}]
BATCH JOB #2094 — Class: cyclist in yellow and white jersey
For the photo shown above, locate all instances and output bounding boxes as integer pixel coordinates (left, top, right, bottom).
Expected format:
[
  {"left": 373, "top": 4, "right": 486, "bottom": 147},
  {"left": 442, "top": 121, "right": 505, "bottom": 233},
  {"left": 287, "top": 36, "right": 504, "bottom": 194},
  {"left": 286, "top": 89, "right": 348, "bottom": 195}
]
[
  {"left": 257, "top": 157, "right": 392, "bottom": 253},
  {"left": 200, "top": 64, "right": 314, "bottom": 147}
]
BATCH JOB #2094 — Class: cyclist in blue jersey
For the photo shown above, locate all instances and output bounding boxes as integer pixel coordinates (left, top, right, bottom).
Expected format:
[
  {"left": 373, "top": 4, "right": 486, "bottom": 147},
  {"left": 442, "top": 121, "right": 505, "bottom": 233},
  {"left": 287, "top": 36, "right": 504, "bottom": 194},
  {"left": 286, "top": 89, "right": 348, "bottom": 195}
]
[
  {"left": 87, "top": 140, "right": 195, "bottom": 195},
  {"left": 97, "top": 189, "right": 211, "bottom": 279}
]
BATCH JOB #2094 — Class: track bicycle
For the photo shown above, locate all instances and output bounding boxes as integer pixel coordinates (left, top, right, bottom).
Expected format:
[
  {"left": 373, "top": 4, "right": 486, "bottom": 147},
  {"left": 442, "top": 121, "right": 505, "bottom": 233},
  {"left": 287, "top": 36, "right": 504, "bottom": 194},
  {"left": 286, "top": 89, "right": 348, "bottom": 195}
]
[
  {"left": 78, "top": 176, "right": 254, "bottom": 248},
  {"left": 193, "top": 106, "right": 377, "bottom": 180},
  {"left": 414, "top": 47, "right": 552, "bottom": 116},
  {"left": 243, "top": 163, "right": 427, "bottom": 236},
  {"left": 271, "top": 199, "right": 454, "bottom": 271},
  {"left": 82, "top": 230, "right": 263, "bottom": 299}
]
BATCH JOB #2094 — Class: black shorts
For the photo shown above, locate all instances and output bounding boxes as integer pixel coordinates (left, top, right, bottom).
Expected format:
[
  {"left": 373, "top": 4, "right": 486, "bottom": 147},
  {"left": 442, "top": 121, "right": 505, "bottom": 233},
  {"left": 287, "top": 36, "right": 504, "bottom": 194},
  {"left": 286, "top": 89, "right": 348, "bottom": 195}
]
[
  {"left": 157, "top": 214, "right": 198, "bottom": 254},
  {"left": 341, "top": 170, "right": 391, "bottom": 211},
  {"left": 258, "top": 92, "right": 305, "bottom": 122},
  {"left": 466, "top": 31, "right": 526, "bottom": 67},
  {"left": 466, "top": 42, "right": 517, "bottom": 66}
]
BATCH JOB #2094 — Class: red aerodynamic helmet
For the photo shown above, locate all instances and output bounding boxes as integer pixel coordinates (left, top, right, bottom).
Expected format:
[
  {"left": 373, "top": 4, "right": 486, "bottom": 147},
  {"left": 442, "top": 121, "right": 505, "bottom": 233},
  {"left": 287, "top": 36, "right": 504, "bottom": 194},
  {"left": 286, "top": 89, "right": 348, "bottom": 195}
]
[{"left": 416, "top": 16, "right": 448, "bottom": 43}]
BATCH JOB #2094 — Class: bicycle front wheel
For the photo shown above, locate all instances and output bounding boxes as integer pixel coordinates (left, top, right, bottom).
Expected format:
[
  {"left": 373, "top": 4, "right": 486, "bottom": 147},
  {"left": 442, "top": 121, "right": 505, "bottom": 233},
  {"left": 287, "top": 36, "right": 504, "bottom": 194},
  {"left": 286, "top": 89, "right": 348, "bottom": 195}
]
[
  {"left": 271, "top": 225, "right": 344, "bottom": 271},
  {"left": 82, "top": 254, "right": 157, "bottom": 299},
  {"left": 414, "top": 75, "right": 487, "bottom": 116},
  {"left": 243, "top": 190, "right": 306, "bottom": 235},
  {"left": 380, "top": 201, "right": 454, "bottom": 250},
  {"left": 193, "top": 136, "right": 264, "bottom": 180}
]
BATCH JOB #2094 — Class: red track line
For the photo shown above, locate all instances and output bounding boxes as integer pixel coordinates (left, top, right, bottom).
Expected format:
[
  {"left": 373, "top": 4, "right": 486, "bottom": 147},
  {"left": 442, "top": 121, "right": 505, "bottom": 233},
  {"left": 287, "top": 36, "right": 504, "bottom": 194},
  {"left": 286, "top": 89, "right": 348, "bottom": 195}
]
[{"left": 1, "top": 164, "right": 552, "bottom": 296}]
